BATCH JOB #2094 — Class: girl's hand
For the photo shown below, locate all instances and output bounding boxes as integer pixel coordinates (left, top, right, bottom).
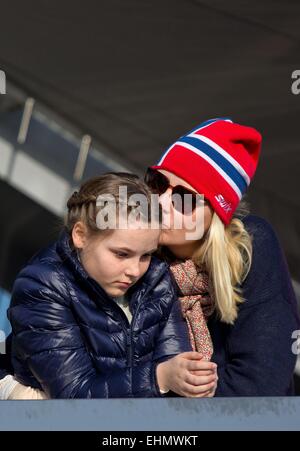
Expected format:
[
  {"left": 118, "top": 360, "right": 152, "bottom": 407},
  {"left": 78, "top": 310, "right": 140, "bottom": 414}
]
[{"left": 156, "top": 351, "right": 218, "bottom": 397}]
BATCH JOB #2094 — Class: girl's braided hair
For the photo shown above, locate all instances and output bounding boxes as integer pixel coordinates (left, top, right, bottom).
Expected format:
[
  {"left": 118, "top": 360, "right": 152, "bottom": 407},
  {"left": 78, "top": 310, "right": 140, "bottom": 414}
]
[{"left": 65, "top": 172, "right": 160, "bottom": 235}]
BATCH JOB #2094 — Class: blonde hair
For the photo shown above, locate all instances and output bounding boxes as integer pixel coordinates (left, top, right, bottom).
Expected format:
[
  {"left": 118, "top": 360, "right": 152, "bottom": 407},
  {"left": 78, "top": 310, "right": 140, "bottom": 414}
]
[
  {"left": 193, "top": 200, "right": 252, "bottom": 324},
  {"left": 65, "top": 172, "right": 159, "bottom": 236}
]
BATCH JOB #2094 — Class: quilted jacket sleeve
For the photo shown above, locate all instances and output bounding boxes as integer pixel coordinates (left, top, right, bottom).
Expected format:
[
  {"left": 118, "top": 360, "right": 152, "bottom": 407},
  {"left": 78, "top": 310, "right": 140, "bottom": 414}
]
[
  {"left": 153, "top": 272, "right": 192, "bottom": 362},
  {"left": 132, "top": 275, "right": 192, "bottom": 397},
  {"left": 8, "top": 271, "right": 134, "bottom": 399}
]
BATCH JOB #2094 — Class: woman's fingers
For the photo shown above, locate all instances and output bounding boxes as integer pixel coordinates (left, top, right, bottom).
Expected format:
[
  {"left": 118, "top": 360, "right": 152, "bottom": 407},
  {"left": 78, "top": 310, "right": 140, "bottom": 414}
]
[
  {"left": 194, "top": 389, "right": 215, "bottom": 398},
  {"left": 190, "top": 369, "right": 215, "bottom": 377},
  {"left": 185, "top": 372, "right": 217, "bottom": 387},
  {"left": 164, "top": 353, "right": 218, "bottom": 398},
  {"left": 186, "top": 359, "right": 217, "bottom": 372},
  {"left": 180, "top": 351, "right": 203, "bottom": 360},
  {"left": 182, "top": 380, "right": 217, "bottom": 396}
]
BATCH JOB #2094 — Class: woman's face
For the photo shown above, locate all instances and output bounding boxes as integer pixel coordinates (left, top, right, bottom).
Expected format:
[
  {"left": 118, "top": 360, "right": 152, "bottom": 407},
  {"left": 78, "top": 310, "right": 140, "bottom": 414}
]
[
  {"left": 157, "top": 169, "right": 214, "bottom": 252},
  {"left": 73, "top": 225, "right": 160, "bottom": 297}
]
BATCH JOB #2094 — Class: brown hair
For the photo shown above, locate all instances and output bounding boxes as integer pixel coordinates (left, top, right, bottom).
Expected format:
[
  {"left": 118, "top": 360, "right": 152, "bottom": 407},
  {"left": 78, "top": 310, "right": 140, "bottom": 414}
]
[{"left": 65, "top": 172, "right": 160, "bottom": 235}]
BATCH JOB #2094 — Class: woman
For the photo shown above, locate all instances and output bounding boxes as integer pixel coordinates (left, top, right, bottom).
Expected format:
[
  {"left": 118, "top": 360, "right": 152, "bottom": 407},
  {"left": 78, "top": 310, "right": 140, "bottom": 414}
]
[
  {"left": 145, "top": 117, "right": 300, "bottom": 396},
  {"left": 0, "top": 173, "right": 217, "bottom": 399}
]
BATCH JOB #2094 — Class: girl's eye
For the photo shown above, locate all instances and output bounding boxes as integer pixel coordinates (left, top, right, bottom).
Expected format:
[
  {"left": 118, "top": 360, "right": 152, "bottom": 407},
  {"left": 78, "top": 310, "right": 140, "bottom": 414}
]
[
  {"left": 113, "top": 251, "right": 128, "bottom": 258},
  {"left": 141, "top": 253, "right": 152, "bottom": 260}
]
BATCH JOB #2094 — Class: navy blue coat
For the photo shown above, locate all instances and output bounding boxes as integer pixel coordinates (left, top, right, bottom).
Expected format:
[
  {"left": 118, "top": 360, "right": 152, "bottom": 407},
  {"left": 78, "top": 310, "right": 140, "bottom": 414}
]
[
  {"left": 207, "top": 215, "right": 300, "bottom": 396},
  {"left": 8, "top": 231, "right": 191, "bottom": 398}
]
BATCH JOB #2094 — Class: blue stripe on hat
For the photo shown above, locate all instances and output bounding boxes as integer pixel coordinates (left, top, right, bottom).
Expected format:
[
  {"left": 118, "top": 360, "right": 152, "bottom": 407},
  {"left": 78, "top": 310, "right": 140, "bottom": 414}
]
[
  {"left": 156, "top": 118, "right": 233, "bottom": 166},
  {"left": 178, "top": 135, "right": 248, "bottom": 195}
]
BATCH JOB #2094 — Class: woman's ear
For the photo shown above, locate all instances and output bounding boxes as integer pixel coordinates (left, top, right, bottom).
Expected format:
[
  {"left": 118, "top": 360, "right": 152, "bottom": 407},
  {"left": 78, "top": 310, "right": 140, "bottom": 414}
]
[{"left": 72, "top": 222, "right": 88, "bottom": 249}]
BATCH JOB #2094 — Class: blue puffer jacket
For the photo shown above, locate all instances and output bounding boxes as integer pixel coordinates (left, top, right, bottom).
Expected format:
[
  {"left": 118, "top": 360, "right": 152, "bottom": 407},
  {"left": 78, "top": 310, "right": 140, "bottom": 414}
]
[{"left": 8, "top": 231, "right": 192, "bottom": 399}]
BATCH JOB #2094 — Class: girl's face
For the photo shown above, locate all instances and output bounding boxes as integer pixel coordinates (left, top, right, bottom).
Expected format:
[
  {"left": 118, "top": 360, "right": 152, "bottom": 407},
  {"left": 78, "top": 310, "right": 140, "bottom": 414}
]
[
  {"left": 73, "top": 225, "right": 160, "bottom": 297},
  {"left": 157, "top": 169, "right": 214, "bottom": 254}
]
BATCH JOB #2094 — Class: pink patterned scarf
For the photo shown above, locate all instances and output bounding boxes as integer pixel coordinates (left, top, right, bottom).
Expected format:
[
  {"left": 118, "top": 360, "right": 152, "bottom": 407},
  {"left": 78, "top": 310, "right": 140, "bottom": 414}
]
[{"left": 169, "top": 259, "right": 215, "bottom": 361}]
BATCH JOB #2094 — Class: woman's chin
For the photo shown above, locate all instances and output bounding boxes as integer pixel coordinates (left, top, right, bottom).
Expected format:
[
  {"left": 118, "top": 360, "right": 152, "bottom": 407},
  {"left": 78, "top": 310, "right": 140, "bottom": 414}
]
[
  {"left": 159, "top": 229, "right": 185, "bottom": 247},
  {"left": 159, "top": 229, "right": 172, "bottom": 245}
]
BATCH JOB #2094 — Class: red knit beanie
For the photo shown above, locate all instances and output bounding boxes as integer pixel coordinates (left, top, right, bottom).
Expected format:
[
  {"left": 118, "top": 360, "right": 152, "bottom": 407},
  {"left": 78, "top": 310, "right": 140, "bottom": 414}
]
[{"left": 151, "top": 118, "right": 262, "bottom": 225}]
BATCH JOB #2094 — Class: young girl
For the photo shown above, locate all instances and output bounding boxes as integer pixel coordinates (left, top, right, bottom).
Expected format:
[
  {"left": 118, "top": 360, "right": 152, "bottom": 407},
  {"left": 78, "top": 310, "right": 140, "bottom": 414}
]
[
  {"left": 0, "top": 173, "right": 217, "bottom": 399},
  {"left": 145, "top": 117, "right": 300, "bottom": 396}
]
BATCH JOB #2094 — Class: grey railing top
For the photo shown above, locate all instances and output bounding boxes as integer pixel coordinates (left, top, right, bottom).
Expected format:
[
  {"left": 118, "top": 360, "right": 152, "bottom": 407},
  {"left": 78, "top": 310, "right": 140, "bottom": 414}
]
[{"left": 0, "top": 398, "right": 300, "bottom": 431}]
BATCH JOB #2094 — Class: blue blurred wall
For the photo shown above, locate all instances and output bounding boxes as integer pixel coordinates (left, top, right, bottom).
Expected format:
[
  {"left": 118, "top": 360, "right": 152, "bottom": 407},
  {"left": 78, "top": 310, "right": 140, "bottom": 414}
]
[{"left": 0, "top": 288, "right": 11, "bottom": 337}]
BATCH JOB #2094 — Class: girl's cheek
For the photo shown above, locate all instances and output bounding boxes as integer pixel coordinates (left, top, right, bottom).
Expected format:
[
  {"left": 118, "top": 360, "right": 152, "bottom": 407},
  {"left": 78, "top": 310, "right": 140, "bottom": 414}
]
[
  {"left": 112, "top": 256, "right": 125, "bottom": 268},
  {"left": 134, "top": 259, "right": 150, "bottom": 278}
]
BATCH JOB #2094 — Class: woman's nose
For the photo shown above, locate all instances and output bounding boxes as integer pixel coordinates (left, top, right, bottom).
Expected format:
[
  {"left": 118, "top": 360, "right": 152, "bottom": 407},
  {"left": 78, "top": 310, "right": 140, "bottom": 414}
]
[
  {"left": 158, "top": 188, "right": 173, "bottom": 228},
  {"left": 159, "top": 187, "right": 173, "bottom": 211}
]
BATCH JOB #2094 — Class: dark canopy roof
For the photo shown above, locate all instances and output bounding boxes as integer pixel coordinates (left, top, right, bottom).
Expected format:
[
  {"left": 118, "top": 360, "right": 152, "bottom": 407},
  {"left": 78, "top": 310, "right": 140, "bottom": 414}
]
[{"left": 0, "top": 0, "right": 299, "bottom": 279}]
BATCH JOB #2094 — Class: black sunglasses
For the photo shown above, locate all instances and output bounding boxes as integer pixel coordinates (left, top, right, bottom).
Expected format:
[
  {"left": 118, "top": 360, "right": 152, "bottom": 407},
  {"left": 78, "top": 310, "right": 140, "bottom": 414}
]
[{"left": 145, "top": 168, "right": 204, "bottom": 212}]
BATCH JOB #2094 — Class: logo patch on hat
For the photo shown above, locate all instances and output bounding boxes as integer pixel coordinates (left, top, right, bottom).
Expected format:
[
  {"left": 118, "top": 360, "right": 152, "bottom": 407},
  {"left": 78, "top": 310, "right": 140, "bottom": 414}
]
[{"left": 215, "top": 194, "right": 232, "bottom": 213}]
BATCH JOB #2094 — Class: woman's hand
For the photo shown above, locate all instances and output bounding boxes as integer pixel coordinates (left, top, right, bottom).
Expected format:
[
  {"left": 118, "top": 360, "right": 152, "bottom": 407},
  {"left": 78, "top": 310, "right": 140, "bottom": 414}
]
[
  {"left": 156, "top": 351, "right": 218, "bottom": 397},
  {"left": 189, "top": 365, "right": 218, "bottom": 397}
]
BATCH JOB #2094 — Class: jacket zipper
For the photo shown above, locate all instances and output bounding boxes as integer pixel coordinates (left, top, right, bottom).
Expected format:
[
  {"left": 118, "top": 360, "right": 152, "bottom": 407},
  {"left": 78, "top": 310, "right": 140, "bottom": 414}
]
[
  {"left": 128, "top": 264, "right": 170, "bottom": 396},
  {"left": 87, "top": 264, "right": 169, "bottom": 396},
  {"left": 127, "top": 286, "right": 150, "bottom": 395}
]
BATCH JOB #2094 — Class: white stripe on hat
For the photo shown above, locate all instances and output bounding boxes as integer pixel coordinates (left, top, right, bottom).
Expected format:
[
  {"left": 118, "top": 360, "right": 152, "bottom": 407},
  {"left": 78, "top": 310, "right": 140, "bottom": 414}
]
[
  {"left": 166, "top": 141, "right": 243, "bottom": 199},
  {"left": 157, "top": 142, "right": 177, "bottom": 166},
  {"left": 192, "top": 118, "right": 233, "bottom": 134},
  {"left": 188, "top": 132, "right": 251, "bottom": 186},
  {"left": 157, "top": 119, "right": 233, "bottom": 167}
]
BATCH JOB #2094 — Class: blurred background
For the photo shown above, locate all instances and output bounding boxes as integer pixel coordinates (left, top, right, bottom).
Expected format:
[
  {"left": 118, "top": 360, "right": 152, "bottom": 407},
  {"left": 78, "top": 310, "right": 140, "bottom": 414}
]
[{"left": 0, "top": 0, "right": 299, "bottom": 391}]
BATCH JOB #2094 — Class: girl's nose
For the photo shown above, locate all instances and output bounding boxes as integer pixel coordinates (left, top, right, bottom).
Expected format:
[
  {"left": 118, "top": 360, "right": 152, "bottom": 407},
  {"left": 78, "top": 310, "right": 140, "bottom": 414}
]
[{"left": 125, "top": 261, "right": 141, "bottom": 279}]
